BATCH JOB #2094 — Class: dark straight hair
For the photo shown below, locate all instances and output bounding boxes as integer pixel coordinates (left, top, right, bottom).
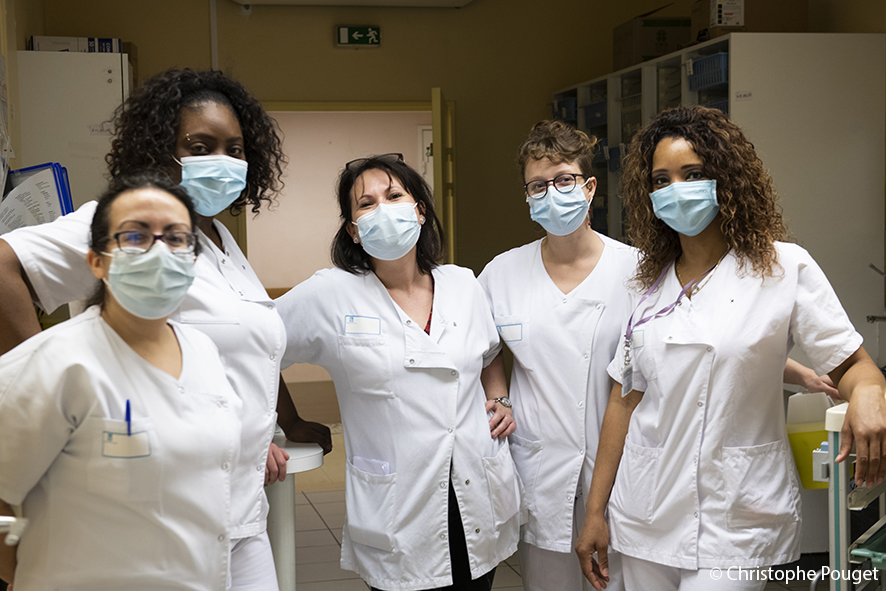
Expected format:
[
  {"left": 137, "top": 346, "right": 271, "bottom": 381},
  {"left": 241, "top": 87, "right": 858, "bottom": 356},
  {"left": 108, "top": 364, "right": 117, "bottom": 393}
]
[{"left": 331, "top": 156, "right": 443, "bottom": 275}]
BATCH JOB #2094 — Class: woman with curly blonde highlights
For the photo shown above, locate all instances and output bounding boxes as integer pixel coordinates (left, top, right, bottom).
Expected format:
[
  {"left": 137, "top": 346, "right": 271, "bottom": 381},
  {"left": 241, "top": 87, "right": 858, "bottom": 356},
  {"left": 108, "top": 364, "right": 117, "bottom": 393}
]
[{"left": 576, "top": 106, "right": 886, "bottom": 591}]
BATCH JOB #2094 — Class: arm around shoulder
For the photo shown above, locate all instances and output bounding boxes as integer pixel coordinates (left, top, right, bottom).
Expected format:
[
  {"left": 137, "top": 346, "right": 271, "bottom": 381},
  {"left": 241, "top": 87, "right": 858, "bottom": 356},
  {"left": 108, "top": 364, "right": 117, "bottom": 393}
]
[{"left": 0, "top": 240, "right": 42, "bottom": 355}]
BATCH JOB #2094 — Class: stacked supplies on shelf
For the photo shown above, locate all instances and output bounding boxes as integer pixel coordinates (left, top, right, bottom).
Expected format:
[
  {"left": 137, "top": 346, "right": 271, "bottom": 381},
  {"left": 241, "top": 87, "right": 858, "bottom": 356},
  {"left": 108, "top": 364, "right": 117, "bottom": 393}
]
[{"left": 0, "top": 163, "right": 73, "bottom": 234}]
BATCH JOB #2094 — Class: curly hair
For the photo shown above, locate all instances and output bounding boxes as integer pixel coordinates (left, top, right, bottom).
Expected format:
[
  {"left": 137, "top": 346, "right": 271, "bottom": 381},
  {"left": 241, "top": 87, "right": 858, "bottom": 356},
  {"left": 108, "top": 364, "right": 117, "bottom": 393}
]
[
  {"left": 517, "top": 120, "right": 598, "bottom": 180},
  {"left": 106, "top": 68, "right": 286, "bottom": 215},
  {"left": 621, "top": 106, "right": 786, "bottom": 289}
]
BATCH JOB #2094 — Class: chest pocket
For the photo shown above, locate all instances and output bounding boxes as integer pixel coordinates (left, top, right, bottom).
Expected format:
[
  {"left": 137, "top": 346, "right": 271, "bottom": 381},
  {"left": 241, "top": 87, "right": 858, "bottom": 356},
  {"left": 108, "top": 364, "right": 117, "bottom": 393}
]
[
  {"left": 338, "top": 335, "right": 395, "bottom": 398},
  {"left": 85, "top": 418, "right": 162, "bottom": 504},
  {"left": 495, "top": 315, "right": 532, "bottom": 371}
]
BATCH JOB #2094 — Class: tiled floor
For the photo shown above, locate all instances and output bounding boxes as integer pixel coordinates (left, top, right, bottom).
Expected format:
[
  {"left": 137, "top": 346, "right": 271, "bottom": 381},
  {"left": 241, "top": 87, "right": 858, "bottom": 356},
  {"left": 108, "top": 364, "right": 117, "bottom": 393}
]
[{"left": 285, "top": 423, "right": 813, "bottom": 591}]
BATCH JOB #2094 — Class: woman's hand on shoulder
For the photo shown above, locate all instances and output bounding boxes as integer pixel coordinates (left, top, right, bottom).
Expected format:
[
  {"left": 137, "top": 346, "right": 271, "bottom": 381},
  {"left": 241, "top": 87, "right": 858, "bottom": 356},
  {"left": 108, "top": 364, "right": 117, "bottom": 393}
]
[{"left": 485, "top": 399, "right": 515, "bottom": 439}]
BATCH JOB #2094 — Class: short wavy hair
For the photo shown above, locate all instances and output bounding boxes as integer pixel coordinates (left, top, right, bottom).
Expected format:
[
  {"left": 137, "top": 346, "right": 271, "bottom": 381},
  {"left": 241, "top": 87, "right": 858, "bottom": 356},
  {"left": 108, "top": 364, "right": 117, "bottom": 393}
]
[
  {"left": 106, "top": 68, "right": 286, "bottom": 215},
  {"left": 621, "top": 106, "right": 786, "bottom": 289},
  {"left": 517, "top": 120, "right": 598, "bottom": 180},
  {"left": 332, "top": 156, "right": 443, "bottom": 275}
]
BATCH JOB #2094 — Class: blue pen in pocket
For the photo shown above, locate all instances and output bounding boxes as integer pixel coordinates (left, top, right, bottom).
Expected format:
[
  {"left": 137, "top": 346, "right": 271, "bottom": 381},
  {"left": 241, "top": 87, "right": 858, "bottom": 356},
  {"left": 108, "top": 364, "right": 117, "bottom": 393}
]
[{"left": 125, "top": 399, "right": 131, "bottom": 436}]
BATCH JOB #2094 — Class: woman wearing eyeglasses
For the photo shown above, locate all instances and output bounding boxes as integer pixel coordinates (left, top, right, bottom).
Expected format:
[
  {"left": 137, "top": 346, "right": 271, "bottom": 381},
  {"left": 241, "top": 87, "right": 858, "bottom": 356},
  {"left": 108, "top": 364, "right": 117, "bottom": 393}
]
[
  {"left": 275, "top": 154, "right": 521, "bottom": 591},
  {"left": 0, "top": 172, "right": 243, "bottom": 591},
  {"left": 477, "top": 120, "right": 632, "bottom": 591},
  {"left": 0, "top": 68, "right": 330, "bottom": 591}
]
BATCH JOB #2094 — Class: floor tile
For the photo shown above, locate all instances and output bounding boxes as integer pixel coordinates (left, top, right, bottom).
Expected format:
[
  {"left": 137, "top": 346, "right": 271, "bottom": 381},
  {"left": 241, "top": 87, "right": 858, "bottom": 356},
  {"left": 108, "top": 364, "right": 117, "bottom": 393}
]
[
  {"left": 504, "top": 551, "right": 520, "bottom": 567},
  {"left": 296, "top": 579, "right": 370, "bottom": 591},
  {"left": 313, "top": 500, "right": 346, "bottom": 517},
  {"left": 294, "top": 507, "right": 326, "bottom": 531},
  {"left": 296, "top": 544, "right": 343, "bottom": 564},
  {"left": 297, "top": 560, "right": 362, "bottom": 583},
  {"left": 323, "top": 512, "right": 346, "bottom": 530},
  {"left": 295, "top": 491, "right": 310, "bottom": 505},
  {"left": 493, "top": 564, "right": 523, "bottom": 588},
  {"left": 296, "top": 528, "right": 339, "bottom": 548},
  {"left": 306, "top": 489, "right": 346, "bottom": 504}
]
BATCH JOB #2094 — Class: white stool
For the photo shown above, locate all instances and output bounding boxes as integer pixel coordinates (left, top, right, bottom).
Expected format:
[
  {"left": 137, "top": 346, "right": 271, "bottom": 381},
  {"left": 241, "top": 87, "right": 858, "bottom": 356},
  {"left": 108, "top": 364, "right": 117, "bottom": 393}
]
[{"left": 266, "top": 432, "right": 324, "bottom": 591}]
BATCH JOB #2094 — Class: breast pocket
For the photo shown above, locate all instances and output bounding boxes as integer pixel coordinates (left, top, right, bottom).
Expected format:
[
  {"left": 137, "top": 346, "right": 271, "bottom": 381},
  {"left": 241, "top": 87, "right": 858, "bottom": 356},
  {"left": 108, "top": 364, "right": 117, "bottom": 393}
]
[
  {"left": 85, "top": 418, "right": 162, "bottom": 504},
  {"left": 721, "top": 439, "right": 801, "bottom": 529},
  {"left": 338, "top": 335, "right": 395, "bottom": 398},
  {"left": 495, "top": 315, "right": 532, "bottom": 371}
]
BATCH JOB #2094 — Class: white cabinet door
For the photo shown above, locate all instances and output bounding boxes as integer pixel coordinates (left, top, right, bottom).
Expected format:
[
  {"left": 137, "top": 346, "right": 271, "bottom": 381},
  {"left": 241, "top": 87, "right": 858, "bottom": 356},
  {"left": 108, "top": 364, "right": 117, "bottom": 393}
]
[{"left": 17, "top": 51, "right": 130, "bottom": 209}]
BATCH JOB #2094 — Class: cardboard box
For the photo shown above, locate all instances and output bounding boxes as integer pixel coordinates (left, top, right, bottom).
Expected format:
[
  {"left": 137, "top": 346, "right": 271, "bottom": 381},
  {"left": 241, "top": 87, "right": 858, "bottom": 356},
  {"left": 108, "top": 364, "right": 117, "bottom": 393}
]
[
  {"left": 28, "top": 36, "right": 122, "bottom": 53},
  {"left": 613, "top": 11, "right": 692, "bottom": 71},
  {"left": 691, "top": 0, "right": 808, "bottom": 43}
]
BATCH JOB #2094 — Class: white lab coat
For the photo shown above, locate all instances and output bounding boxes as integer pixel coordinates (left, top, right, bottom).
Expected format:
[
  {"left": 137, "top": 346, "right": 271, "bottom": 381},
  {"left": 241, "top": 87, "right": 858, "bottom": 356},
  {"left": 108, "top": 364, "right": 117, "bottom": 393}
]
[
  {"left": 0, "top": 306, "right": 242, "bottom": 591},
  {"left": 1, "top": 201, "right": 284, "bottom": 539},
  {"left": 606, "top": 243, "right": 863, "bottom": 569},
  {"left": 277, "top": 265, "right": 521, "bottom": 591},
  {"left": 478, "top": 236, "right": 636, "bottom": 553}
]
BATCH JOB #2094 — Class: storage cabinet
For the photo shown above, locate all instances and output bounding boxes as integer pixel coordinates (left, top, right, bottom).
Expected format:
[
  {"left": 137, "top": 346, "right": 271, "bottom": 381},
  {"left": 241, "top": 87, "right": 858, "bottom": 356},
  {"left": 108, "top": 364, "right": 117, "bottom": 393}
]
[{"left": 552, "top": 32, "right": 886, "bottom": 369}]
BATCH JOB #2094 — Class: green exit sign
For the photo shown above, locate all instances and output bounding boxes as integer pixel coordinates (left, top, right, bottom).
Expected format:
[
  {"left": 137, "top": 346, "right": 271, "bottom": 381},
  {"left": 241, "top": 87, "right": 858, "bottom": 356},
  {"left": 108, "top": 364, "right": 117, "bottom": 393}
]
[{"left": 336, "top": 26, "right": 381, "bottom": 47}]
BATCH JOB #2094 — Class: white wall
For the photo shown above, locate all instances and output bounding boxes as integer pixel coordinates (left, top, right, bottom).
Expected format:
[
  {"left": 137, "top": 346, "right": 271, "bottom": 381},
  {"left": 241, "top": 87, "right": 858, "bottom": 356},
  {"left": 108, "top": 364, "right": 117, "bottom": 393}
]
[{"left": 247, "top": 110, "right": 431, "bottom": 382}]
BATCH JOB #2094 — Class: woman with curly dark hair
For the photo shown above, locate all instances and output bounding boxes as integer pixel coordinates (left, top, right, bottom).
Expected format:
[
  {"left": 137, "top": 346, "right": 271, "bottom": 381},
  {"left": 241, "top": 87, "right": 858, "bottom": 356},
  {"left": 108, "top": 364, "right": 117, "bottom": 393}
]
[
  {"left": 575, "top": 106, "right": 886, "bottom": 590},
  {"left": 0, "top": 68, "right": 330, "bottom": 591}
]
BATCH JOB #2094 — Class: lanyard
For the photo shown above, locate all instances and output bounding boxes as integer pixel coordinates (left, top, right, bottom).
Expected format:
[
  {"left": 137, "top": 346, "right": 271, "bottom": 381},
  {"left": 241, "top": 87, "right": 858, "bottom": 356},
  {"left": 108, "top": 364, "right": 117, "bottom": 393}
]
[{"left": 622, "top": 258, "right": 719, "bottom": 371}]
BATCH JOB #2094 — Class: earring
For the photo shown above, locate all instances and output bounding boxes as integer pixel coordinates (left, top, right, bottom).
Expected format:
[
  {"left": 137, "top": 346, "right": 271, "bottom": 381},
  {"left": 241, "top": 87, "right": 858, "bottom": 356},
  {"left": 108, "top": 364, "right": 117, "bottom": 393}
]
[
  {"left": 419, "top": 217, "right": 425, "bottom": 225},
  {"left": 353, "top": 236, "right": 359, "bottom": 244},
  {"left": 186, "top": 133, "right": 191, "bottom": 143}
]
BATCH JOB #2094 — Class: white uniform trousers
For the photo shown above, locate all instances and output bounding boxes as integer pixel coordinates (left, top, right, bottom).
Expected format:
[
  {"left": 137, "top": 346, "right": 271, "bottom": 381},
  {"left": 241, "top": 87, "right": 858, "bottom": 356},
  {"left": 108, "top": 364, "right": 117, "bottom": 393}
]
[
  {"left": 518, "top": 496, "right": 623, "bottom": 591},
  {"left": 230, "top": 531, "right": 280, "bottom": 591},
  {"left": 622, "top": 554, "right": 766, "bottom": 591}
]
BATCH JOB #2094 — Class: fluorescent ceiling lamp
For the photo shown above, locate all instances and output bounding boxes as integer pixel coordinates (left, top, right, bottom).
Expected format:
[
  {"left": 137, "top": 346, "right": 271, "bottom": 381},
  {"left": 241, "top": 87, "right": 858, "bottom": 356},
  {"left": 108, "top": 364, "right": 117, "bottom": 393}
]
[{"left": 229, "top": 0, "right": 473, "bottom": 5}]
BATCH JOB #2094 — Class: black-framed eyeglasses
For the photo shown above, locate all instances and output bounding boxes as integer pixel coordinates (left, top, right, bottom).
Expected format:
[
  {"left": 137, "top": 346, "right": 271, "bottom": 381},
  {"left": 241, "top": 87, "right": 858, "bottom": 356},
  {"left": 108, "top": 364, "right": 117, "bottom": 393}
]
[
  {"left": 524, "top": 173, "right": 589, "bottom": 200},
  {"left": 111, "top": 230, "right": 198, "bottom": 256},
  {"left": 345, "top": 153, "right": 404, "bottom": 170}
]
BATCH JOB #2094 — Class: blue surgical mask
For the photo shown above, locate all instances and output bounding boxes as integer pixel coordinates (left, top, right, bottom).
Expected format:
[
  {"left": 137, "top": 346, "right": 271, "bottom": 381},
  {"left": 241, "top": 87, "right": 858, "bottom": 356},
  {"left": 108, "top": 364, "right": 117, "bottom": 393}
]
[
  {"left": 353, "top": 203, "right": 422, "bottom": 261},
  {"left": 178, "top": 155, "right": 248, "bottom": 217},
  {"left": 528, "top": 180, "right": 591, "bottom": 236},
  {"left": 650, "top": 179, "right": 719, "bottom": 237},
  {"left": 103, "top": 243, "right": 196, "bottom": 320}
]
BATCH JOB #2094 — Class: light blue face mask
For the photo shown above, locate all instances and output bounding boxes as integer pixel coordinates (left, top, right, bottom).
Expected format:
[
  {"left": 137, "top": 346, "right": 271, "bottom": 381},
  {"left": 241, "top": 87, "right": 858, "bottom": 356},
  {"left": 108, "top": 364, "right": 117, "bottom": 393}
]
[
  {"left": 103, "top": 243, "right": 196, "bottom": 320},
  {"left": 353, "top": 202, "right": 422, "bottom": 261},
  {"left": 650, "top": 179, "right": 719, "bottom": 237},
  {"left": 528, "top": 180, "right": 591, "bottom": 236},
  {"left": 178, "top": 155, "right": 248, "bottom": 217}
]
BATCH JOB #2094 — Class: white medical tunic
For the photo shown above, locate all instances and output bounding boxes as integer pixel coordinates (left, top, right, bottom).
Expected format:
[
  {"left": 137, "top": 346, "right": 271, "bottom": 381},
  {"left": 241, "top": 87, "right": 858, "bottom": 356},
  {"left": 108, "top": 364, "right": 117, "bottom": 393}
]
[
  {"left": 478, "top": 236, "right": 636, "bottom": 553},
  {"left": 0, "top": 306, "right": 242, "bottom": 591},
  {"left": 277, "top": 265, "right": 521, "bottom": 591},
  {"left": 606, "top": 243, "right": 863, "bottom": 569},
  {"left": 1, "top": 201, "right": 284, "bottom": 539}
]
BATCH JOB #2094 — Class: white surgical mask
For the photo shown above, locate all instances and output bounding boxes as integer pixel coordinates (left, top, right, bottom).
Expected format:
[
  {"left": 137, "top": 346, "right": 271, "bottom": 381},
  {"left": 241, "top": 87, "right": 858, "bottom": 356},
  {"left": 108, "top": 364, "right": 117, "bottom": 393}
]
[
  {"left": 528, "top": 180, "right": 591, "bottom": 236},
  {"left": 103, "top": 243, "right": 196, "bottom": 319},
  {"left": 650, "top": 179, "right": 719, "bottom": 236},
  {"left": 177, "top": 155, "right": 248, "bottom": 217},
  {"left": 353, "top": 203, "right": 421, "bottom": 261}
]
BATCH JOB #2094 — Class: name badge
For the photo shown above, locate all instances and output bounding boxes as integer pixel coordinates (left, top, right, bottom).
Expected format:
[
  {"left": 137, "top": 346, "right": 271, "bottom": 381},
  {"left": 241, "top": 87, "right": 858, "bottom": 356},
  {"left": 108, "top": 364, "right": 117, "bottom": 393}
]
[
  {"left": 344, "top": 315, "right": 381, "bottom": 335},
  {"left": 102, "top": 430, "right": 151, "bottom": 459},
  {"left": 497, "top": 323, "right": 523, "bottom": 343}
]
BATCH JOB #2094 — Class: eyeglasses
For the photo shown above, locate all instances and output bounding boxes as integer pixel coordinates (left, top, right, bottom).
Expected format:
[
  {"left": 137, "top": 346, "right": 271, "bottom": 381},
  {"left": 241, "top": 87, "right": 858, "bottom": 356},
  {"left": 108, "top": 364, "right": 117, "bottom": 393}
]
[
  {"left": 524, "top": 173, "right": 589, "bottom": 200},
  {"left": 111, "top": 230, "right": 198, "bottom": 256},
  {"left": 345, "top": 153, "right": 404, "bottom": 170}
]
